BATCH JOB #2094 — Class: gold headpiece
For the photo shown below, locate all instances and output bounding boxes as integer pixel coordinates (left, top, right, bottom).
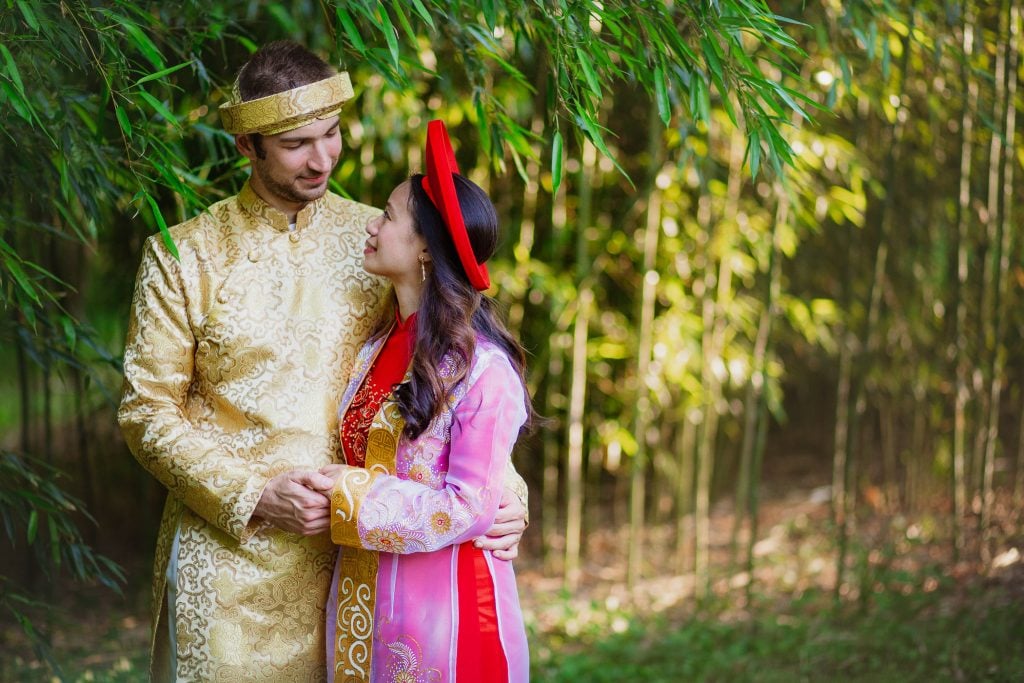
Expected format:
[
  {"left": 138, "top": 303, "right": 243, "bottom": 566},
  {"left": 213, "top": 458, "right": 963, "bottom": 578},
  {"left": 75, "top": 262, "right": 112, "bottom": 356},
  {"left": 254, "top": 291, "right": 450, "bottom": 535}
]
[{"left": 219, "top": 72, "right": 354, "bottom": 135}]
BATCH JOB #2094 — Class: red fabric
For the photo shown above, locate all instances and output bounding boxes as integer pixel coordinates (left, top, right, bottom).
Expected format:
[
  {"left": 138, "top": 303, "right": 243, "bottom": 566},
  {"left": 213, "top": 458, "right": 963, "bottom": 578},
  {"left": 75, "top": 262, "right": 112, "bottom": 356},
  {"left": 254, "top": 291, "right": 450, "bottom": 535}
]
[
  {"left": 421, "top": 119, "right": 490, "bottom": 291},
  {"left": 340, "top": 311, "right": 417, "bottom": 466},
  {"left": 456, "top": 543, "right": 508, "bottom": 681}
]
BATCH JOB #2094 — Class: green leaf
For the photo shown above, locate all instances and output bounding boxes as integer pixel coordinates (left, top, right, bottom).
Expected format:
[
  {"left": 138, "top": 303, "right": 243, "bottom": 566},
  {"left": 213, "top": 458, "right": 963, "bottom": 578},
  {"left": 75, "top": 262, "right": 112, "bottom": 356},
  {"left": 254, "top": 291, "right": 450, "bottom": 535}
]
[
  {"left": 551, "top": 129, "right": 564, "bottom": 194},
  {"left": 576, "top": 48, "right": 601, "bottom": 98},
  {"left": 377, "top": 7, "right": 400, "bottom": 67},
  {"left": 121, "top": 19, "right": 166, "bottom": 70},
  {"left": 138, "top": 90, "right": 178, "bottom": 124},
  {"left": 654, "top": 66, "right": 671, "bottom": 126},
  {"left": 3, "top": 254, "right": 41, "bottom": 305},
  {"left": 337, "top": 7, "right": 367, "bottom": 53},
  {"left": 1, "top": 81, "right": 33, "bottom": 122},
  {"left": 408, "top": 0, "right": 435, "bottom": 29},
  {"left": 114, "top": 104, "right": 133, "bottom": 139},
  {"left": 133, "top": 60, "right": 193, "bottom": 87},
  {"left": 144, "top": 193, "right": 179, "bottom": 260},
  {"left": 27, "top": 510, "right": 38, "bottom": 543},
  {"left": 0, "top": 43, "right": 25, "bottom": 94},
  {"left": 17, "top": 0, "right": 40, "bottom": 32},
  {"left": 390, "top": 0, "right": 419, "bottom": 43}
]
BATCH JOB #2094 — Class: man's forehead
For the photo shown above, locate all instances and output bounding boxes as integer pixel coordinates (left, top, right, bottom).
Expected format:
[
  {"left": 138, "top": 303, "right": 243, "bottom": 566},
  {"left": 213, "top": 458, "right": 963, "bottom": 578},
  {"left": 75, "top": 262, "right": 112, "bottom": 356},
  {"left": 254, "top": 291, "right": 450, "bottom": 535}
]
[{"left": 272, "top": 115, "right": 341, "bottom": 141}]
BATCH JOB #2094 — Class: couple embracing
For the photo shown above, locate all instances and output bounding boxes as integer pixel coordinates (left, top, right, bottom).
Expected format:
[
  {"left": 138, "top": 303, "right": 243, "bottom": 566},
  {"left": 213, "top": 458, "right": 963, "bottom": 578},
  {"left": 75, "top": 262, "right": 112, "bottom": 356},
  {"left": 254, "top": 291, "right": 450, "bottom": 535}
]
[{"left": 119, "top": 41, "right": 532, "bottom": 682}]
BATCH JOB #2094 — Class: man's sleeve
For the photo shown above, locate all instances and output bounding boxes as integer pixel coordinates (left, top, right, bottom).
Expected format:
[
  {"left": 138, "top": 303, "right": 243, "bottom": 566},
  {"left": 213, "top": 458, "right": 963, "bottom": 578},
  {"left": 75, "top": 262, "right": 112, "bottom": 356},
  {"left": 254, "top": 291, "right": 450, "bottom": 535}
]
[{"left": 117, "top": 236, "right": 270, "bottom": 542}]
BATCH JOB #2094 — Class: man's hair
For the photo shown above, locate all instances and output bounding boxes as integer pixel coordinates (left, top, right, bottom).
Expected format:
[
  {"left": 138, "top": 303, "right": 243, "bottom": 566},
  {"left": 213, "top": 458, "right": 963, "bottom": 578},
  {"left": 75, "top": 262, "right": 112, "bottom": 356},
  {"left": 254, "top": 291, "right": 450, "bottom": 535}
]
[
  {"left": 237, "top": 41, "right": 336, "bottom": 158},
  {"left": 238, "top": 40, "right": 335, "bottom": 101}
]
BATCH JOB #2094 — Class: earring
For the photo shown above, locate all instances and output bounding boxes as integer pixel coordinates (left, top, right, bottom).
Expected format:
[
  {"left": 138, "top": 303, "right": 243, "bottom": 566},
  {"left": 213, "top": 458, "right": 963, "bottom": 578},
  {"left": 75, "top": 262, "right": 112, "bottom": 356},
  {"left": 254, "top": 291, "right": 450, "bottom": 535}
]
[{"left": 419, "top": 255, "right": 427, "bottom": 282}]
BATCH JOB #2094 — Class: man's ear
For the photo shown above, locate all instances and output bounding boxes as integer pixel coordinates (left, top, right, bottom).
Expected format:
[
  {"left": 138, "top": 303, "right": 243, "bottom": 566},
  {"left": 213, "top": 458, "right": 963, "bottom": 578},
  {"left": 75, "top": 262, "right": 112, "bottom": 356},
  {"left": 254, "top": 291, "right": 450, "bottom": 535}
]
[{"left": 235, "top": 134, "right": 256, "bottom": 161}]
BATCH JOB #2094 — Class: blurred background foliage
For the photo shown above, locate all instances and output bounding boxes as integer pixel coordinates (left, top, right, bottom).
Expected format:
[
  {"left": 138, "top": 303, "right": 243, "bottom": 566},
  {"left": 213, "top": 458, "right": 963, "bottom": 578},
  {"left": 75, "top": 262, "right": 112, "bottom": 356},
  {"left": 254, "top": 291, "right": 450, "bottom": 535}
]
[{"left": 2, "top": 0, "right": 1023, "bottom": 678}]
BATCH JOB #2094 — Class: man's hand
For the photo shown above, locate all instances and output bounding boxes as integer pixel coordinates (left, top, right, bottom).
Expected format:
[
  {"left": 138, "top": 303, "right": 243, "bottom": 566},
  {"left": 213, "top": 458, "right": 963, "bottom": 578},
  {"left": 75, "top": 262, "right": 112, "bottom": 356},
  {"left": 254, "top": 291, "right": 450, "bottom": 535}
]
[
  {"left": 253, "top": 470, "right": 335, "bottom": 535},
  {"left": 474, "top": 487, "right": 527, "bottom": 560}
]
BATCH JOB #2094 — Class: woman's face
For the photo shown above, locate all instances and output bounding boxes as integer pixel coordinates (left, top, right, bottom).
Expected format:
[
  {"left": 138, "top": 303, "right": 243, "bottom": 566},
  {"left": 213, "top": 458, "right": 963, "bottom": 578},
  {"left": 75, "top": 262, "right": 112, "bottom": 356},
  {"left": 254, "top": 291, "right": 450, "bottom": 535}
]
[{"left": 363, "top": 180, "right": 429, "bottom": 283}]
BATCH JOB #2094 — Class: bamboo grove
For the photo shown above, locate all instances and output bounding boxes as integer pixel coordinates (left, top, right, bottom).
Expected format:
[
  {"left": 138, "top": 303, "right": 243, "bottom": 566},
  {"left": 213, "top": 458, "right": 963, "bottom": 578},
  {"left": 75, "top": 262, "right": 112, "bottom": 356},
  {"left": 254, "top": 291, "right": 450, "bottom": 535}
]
[{"left": 1, "top": 0, "right": 1023, "bottom": 646}]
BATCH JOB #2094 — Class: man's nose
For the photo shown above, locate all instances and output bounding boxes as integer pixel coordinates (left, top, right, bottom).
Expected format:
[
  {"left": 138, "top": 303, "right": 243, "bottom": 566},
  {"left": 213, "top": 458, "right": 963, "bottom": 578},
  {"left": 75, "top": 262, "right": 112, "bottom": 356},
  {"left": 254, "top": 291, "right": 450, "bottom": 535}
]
[{"left": 308, "top": 142, "right": 332, "bottom": 172}]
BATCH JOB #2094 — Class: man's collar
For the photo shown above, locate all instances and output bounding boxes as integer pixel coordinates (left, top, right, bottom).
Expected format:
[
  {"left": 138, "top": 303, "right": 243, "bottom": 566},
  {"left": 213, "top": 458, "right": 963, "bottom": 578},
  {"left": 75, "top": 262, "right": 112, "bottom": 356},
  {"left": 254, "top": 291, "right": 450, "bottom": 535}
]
[{"left": 238, "top": 180, "right": 325, "bottom": 232}]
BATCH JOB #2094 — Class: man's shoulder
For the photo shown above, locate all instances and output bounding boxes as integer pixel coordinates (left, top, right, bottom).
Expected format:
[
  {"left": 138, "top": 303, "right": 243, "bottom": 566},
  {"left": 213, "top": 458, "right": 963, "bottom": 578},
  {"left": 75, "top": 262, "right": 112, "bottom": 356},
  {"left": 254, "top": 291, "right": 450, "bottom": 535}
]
[
  {"left": 160, "top": 195, "right": 240, "bottom": 243},
  {"left": 322, "top": 192, "right": 379, "bottom": 226}
]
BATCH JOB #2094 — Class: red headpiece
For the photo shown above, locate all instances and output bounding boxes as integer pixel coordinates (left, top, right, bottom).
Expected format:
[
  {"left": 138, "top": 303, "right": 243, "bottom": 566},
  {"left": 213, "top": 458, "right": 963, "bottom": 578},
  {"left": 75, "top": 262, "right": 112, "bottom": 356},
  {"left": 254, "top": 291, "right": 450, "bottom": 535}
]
[{"left": 420, "top": 119, "right": 491, "bottom": 291}]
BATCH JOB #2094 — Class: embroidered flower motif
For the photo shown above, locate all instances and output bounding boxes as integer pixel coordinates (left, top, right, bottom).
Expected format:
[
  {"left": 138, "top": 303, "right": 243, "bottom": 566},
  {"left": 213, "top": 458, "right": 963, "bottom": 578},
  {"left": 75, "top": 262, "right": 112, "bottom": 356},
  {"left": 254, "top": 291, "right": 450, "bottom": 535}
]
[
  {"left": 408, "top": 464, "right": 431, "bottom": 484},
  {"left": 430, "top": 511, "right": 452, "bottom": 534},
  {"left": 366, "top": 527, "right": 407, "bottom": 553}
]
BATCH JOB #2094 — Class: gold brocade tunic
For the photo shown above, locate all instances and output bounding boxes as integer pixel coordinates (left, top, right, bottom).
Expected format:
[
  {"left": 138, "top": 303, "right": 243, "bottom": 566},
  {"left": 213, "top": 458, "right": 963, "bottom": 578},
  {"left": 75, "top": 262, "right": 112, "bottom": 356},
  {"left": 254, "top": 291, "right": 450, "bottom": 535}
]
[{"left": 118, "top": 181, "right": 388, "bottom": 682}]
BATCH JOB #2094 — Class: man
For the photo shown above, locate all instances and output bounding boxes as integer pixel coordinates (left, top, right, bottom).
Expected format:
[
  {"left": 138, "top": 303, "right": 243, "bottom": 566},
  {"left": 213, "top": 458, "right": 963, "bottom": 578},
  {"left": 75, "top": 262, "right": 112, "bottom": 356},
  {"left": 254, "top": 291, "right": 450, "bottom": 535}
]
[{"left": 118, "top": 41, "right": 528, "bottom": 681}]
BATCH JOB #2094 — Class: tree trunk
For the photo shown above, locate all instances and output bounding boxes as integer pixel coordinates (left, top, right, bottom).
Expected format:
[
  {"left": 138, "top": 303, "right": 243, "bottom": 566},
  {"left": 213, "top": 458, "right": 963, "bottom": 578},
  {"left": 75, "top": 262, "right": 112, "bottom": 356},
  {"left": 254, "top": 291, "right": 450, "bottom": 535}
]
[
  {"left": 563, "top": 287, "right": 592, "bottom": 592},
  {"left": 980, "top": 0, "right": 1018, "bottom": 560},
  {"left": 695, "top": 174, "right": 718, "bottom": 601},
  {"left": 742, "top": 185, "right": 786, "bottom": 604},
  {"left": 952, "top": 8, "right": 977, "bottom": 559},
  {"left": 628, "top": 105, "right": 666, "bottom": 589},
  {"left": 675, "top": 407, "right": 697, "bottom": 572}
]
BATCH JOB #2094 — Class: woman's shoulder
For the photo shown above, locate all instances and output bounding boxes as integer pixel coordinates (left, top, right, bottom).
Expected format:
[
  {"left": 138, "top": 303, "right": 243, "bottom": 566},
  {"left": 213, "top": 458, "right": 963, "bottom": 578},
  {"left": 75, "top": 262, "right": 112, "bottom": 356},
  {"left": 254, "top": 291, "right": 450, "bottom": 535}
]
[{"left": 466, "top": 338, "right": 519, "bottom": 386}]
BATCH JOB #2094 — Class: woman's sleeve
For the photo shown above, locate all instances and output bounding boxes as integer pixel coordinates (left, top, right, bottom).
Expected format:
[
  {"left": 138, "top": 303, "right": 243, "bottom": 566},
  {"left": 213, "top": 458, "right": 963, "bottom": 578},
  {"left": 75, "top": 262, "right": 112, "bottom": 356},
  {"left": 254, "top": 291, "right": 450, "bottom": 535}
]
[{"left": 330, "top": 353, "right": 527, "bottom": 553}]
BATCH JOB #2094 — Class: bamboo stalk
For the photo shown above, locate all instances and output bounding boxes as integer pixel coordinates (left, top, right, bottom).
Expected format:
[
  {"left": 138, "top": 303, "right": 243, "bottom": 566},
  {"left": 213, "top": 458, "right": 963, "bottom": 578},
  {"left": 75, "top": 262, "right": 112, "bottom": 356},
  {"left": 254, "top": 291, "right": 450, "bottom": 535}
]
[
  {"left": 563, "top": 288, "right": 592, "bottom": 592},
  {"left": 695, "top": 169, "right": 718, "bottom": 601},
  {"left": 952, "top": 8, "right": 977, "bottom": 559},
  {"left": 980, "top": 0, "right": 1018, "bottom": 560}
]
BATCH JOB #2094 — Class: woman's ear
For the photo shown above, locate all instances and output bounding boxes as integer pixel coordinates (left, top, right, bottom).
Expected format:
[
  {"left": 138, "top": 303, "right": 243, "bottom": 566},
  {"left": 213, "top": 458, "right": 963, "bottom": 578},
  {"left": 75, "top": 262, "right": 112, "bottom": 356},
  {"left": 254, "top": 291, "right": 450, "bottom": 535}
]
[{"left": 419, "top": 248, "right": 432, "bottom": 265}]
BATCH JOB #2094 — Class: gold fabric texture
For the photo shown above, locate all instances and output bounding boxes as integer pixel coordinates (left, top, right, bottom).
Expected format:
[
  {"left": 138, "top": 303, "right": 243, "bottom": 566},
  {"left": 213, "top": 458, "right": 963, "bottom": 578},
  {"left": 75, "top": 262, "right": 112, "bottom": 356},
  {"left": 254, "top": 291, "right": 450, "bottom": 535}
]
[
  {"left": 219, "top": 73, "right": 354, "bottom": 135},
  {"left": 119, "top": 180, "right": 388, "bottom": 681},
  {"left": 331, "top": 396, "right": 406, "bottom": 682}
]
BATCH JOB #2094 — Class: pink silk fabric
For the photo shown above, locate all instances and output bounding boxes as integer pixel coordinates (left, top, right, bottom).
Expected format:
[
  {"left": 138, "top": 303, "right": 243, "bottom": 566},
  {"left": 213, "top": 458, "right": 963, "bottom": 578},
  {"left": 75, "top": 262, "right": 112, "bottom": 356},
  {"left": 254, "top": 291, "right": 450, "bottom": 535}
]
[{"left": 326, "top": 336, "right": 529, "bottom": 682}]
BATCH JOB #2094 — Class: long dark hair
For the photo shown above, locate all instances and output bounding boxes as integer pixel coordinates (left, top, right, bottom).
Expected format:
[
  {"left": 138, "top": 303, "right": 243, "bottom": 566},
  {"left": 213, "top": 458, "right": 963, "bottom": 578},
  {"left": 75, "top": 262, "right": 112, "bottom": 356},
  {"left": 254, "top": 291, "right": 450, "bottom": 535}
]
[{"left": 393, "top": 173, "right": 536, "bottom": 439}]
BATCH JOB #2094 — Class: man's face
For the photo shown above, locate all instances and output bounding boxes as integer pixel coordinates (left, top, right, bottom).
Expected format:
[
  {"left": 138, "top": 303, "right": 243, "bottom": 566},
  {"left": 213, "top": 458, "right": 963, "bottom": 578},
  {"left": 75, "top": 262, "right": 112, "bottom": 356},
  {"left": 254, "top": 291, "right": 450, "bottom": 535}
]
[{"left": 238, "top": 115, "right": 342, "bottom": 211}]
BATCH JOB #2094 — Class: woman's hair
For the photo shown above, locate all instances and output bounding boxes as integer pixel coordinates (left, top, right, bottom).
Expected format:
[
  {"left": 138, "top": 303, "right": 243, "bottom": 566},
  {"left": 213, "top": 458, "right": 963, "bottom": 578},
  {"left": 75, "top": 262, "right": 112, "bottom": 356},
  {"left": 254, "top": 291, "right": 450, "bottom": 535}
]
[{"left": 392, "top": 173, "right": 536, "bottom": 439}]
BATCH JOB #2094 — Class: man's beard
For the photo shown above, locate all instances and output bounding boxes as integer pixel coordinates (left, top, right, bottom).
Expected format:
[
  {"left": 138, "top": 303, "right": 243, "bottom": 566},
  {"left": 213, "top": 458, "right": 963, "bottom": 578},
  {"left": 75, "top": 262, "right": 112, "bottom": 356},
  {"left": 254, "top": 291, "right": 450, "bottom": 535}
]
[{"left": 253, "top": 163, "right": 328, "bottom": 205}]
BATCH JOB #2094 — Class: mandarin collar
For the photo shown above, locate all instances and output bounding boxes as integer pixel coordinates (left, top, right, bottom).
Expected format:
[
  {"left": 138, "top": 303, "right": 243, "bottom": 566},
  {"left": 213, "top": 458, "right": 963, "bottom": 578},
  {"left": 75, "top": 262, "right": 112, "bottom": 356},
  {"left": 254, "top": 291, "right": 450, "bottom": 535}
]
[
  {"left": 238, "top": 180, "right": 326, "bottom": 232},
  {"left": 394, "top": 308, "right": 418, "bottom": 333}
]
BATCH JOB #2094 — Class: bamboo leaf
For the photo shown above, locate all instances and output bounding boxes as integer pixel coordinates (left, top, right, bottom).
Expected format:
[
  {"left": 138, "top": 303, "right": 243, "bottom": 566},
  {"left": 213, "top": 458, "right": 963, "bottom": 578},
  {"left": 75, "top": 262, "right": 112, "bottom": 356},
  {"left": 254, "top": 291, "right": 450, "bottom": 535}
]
[
  {"left": 133, "top": 60, "right": 193, "bottom": 87},
  {"left": 551, "top": 129, "right": 564, "bottom": 194},
  {"left": 408, "top": 0, "right": 435, "bottom": 29},
  {"left": 144, "top": 193, "right": 179, "bottom": 260},
  {"left": 1, "top": 81, "right": 34, "bottom": 122},
  {"left": 3, "top": 254, "right": 41, "bottom": 305},
  {"left": 389, "top": 0, "right": 419, "bottom": 43},
  {"left": 0, "top": 43, "right": 25, "bottom": 94},
  {"left": 27, "top": 510, "right": 38, "bottom": 544},
  {"left": 337, "top": 7, "right": 367, "bottom": 53},
  {"left": 377, "top": 6, "right": 401, "bottom": 67},
  {"left": 138, "top": 90, "right": 178, "bottom": 125},
  {"left": 114, "top": 104, "right": 133, "bottom": 139},
  {"left": 120, "top": 19, "right": 166, "bottom": 71},
  {"left": 576, "top": 48, "right": 602, "bottom": 98},
  {"left": 654, "top": 65, "right": 671, "bottom": 126},
  {"left": 17, "top": 0, "right": 40, "bottom": 32}
]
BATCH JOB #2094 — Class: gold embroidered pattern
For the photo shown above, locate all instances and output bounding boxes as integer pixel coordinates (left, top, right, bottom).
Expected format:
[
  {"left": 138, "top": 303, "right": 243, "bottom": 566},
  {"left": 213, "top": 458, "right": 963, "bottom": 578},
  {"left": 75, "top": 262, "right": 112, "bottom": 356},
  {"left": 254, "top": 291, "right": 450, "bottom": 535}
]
[
  {"left": 219, "top": 73, "right": 354, "bottom": 135},
  {"left": 334, "top": 388, "right": 407, "bottom": 681},
  {"left": 335, "top": 549, "right": 378, "bottom": 683},
  {"left": 332, "top": 468, "right": 379, "bottom": 548},
  {"left": 119, "top": 181, "right": 387, "bottom": 680}
]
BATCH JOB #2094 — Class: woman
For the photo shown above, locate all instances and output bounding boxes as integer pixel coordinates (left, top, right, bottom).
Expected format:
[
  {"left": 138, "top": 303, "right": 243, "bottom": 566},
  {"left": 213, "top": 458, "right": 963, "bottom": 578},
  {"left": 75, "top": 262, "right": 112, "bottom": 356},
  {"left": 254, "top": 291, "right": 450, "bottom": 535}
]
[{"left": 321, "top": 120, "right": 532, "bottom": 682}]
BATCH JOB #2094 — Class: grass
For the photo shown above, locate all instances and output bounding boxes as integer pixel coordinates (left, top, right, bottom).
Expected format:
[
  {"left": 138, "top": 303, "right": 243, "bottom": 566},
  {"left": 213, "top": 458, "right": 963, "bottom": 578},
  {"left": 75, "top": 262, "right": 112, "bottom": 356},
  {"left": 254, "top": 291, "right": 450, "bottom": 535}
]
[{"left": 530, "top": 580, "right": 1024, "bottom": 682}]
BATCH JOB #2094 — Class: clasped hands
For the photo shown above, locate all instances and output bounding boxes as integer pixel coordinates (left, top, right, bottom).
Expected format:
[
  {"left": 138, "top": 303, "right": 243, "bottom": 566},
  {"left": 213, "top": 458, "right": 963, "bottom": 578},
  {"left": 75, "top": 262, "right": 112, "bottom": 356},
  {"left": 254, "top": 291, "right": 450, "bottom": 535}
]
[{"left": 251, "top": 468, "right": 526, "bottom": 559}]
